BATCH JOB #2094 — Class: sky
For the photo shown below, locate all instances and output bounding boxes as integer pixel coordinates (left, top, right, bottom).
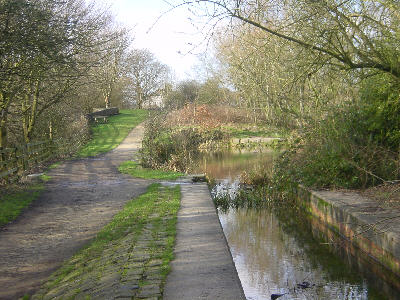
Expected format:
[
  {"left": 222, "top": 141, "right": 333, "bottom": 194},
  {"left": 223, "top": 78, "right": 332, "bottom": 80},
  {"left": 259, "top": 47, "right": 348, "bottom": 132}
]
[{"left": 97, "top": 0, "right": 211, "bottom": 80}]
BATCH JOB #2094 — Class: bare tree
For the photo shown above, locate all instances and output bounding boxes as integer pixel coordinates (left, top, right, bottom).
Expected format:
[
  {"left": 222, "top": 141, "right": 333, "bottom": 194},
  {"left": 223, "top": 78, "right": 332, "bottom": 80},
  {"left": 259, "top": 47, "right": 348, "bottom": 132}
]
[
  {"left": 216, "top": 25, "right": 357, "bottom": 128},
  {"left": 124, "top": 49, "right": 169, "bottom": 109},
  {"left": 96, "top": 32, "right": 130, "bottom": 109},
  {"left": 177, "top": 0, "right": 400, "bottom": 79}
]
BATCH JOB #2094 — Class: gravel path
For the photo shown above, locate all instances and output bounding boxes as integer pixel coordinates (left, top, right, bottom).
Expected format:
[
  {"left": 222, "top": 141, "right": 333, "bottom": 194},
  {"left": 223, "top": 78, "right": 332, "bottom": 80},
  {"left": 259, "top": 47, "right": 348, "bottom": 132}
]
[{"left": 0, "top": 124, "right": 150, "bottom": 299}]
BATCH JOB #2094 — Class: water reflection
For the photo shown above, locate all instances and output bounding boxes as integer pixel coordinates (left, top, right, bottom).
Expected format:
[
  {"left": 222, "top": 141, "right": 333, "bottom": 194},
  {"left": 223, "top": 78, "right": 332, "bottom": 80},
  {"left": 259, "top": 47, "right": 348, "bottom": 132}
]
[
  {"left": 191, "top": 150, "right": 277, "bottom": 180},
  {"left": 192, "top": 150, "right": 398, "bottom": 300},
  {"left": 219, "top": 208, "right": 384, "bottom": 300}
]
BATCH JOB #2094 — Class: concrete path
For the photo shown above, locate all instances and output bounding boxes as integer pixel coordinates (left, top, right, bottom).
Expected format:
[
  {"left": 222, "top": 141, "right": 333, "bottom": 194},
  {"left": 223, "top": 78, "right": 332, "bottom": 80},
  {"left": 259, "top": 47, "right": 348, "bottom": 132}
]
[
  {"left": 0, "top": 124, "right": 150, "bottom": 299},
  {"left": 163, "top": 183, "right": 245, "bottom": 300}
]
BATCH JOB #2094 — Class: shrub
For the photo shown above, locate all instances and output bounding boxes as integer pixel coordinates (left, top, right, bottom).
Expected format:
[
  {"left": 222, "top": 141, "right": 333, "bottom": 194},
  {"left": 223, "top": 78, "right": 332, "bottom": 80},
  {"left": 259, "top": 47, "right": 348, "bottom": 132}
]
[
  {"left": 275, "top": 101, "right": 400, "bottom": 189},
  {"left": 359, "top": 74, "right": 400, "bottom": 152},
  {"left": 140, "top": 114, "right": 227, "bottom": 172}
]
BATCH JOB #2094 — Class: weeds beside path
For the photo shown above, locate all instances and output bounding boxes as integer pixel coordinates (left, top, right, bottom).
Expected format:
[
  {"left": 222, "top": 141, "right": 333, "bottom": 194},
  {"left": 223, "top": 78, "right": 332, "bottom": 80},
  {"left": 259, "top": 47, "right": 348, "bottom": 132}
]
[
  {"left": 0, "top": 184, "right": 44, "bottom": 227},
  {"left": 119, "top": 161, "right": 184, "bottom": 180}
]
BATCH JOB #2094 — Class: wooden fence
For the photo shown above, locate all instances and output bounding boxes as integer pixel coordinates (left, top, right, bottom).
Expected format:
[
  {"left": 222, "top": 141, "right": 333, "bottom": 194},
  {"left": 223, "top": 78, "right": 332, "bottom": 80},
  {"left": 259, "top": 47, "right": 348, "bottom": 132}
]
[{"left": 0, "top": 140, "right": 55, "bottom": 181}]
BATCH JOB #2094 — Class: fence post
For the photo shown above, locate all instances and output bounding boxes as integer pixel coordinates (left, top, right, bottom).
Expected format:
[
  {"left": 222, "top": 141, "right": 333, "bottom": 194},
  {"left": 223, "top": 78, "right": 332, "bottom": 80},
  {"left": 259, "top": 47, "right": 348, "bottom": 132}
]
[
  {"left": 12, "top": 148, "right": 19, "bottom": 182},
  {"left": 16, "top": 147, "right": 22, "bottom": 176},
  {"left": 35, "top": 144, "right": 39, "bottom": 165},
  {"left": 50, "top": 139, "right": 56, "bottom": 157},
  {"left": 49, "top": 121, "right": 53, "bottom": 140},
  {"left": 23, "top": 144, "right": 28, "bottom": 171}
]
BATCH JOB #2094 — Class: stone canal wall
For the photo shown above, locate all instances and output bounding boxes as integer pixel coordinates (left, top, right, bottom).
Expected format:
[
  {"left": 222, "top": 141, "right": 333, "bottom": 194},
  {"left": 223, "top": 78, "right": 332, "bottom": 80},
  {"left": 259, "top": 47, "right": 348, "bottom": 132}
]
[{"left": 295, "top": 186, "right": 400, "bottom": 279}]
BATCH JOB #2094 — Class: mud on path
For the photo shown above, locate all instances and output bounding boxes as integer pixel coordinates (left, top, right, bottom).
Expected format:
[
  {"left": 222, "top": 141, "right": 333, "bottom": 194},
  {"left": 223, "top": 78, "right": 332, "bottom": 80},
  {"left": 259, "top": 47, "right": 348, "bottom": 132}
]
[{"left": 0, "top": 124, "right": 150, "bottom": 299}]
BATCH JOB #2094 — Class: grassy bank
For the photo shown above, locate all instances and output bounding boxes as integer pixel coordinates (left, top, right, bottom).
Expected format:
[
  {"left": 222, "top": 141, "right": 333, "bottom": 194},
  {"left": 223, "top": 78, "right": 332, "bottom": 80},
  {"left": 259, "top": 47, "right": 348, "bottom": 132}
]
[
  {"left": 77, "top": 109, "right": 148, "bottom": 157},
  {"left": 32, "top": 183, "right": 181, "bottom": 299},
  {"left": 119, "top": 161, "right": 184, "bottom": 180},
  {"left": 0, "top": 183, "right": 45, "bottom": 227}
]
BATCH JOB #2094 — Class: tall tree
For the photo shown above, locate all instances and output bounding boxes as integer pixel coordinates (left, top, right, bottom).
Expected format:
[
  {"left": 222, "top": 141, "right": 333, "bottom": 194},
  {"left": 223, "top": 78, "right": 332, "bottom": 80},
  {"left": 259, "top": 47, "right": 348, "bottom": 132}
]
[
  {"left": 0, "top": 0, "right": 129, "bottom": 146},
  {"left": 124, "top": 49, "right": 169, "bottom": 109},
  {"left": 96, "top": 32, "right": 130, "bottom": 109}
]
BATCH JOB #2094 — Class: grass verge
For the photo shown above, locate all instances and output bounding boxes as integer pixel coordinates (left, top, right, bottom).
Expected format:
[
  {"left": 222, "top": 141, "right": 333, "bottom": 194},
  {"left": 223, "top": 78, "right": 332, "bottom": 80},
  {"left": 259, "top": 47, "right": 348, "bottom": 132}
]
[
  {"left": 119, "top": 161, "right": 184, "bottom": 180},
  {"left": 77, "top": 109, "right": 148, "bottom": 157},
  {"left": 0, "top": 184, "right": 44, "bottom": 227},
  {"left": 48, "top": 162, "right": 61, "bottom": 169},
  {"left": 0, "top": 164, "right": 55, "bottom": 227},
  {"left": 33, "top": 183, "right": 181, "bottom": 299}
]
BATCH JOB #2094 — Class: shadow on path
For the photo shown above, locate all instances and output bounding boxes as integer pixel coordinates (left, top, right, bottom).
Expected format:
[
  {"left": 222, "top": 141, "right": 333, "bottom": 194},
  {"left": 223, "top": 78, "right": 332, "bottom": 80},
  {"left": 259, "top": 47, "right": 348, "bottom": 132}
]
[{"left": 0, "top": 124, "right": 150, "bottom": 299}]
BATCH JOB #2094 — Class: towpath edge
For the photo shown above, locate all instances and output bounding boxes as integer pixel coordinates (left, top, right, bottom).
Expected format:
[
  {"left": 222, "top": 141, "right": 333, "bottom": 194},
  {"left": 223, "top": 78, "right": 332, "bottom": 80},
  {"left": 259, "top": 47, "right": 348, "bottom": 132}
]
[{"left": 163, "top": 183, "right": 246, "bottom": 300}]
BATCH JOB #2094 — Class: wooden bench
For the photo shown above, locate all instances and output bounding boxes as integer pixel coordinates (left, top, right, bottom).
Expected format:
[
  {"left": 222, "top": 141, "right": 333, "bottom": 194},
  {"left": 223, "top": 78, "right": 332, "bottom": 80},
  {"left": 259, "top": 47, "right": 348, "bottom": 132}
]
[{"left": 93, "top": 115, "right": 109, "bottom": 123}]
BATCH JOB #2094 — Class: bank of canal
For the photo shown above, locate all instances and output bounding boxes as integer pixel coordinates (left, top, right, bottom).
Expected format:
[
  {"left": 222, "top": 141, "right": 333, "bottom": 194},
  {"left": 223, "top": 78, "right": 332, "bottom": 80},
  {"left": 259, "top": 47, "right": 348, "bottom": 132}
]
[{"left": 192, "top": 149, "right": 400, "bottom": 300}]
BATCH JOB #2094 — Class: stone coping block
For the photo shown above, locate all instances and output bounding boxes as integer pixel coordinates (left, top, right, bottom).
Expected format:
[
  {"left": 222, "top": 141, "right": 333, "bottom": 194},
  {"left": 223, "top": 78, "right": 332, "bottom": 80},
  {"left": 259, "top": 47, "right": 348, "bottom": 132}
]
[{"left": 296, "top": 185, "right": 400, "bottom": 277}]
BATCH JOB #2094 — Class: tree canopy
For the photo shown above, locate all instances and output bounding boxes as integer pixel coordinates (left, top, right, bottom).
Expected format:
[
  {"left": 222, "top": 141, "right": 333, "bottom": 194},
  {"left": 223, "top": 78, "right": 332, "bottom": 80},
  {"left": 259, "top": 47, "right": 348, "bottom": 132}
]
[{"left": 179, "top": 0, "right": 400, "bottom": 78}]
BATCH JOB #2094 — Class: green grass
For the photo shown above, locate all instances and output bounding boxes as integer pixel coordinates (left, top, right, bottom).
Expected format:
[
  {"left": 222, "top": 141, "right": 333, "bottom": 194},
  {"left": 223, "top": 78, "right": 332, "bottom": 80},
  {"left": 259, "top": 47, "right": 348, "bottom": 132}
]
[
  {"left": 0, "top": 184, "right": 44, "bottom": 227},
  {"left": 42, "top": 183, "right": 180, "bottom": 291},
  {"left": 40, "top": 174, "right": 51, "bottom": 182},
  {"left": 48, "top": 162, "right": 61, "bottom": 169},
  {"left": 119, "top": 161, "right": 184, "bottom": 180},
  {"left": 76, "top": 109, "right": 148, "bottom": 157},
  {"left": 81, "top": 183, "right": 180, "bottom": 259},
  {"left": 0, "top": 164, "right": 56, "bottom": 228}
]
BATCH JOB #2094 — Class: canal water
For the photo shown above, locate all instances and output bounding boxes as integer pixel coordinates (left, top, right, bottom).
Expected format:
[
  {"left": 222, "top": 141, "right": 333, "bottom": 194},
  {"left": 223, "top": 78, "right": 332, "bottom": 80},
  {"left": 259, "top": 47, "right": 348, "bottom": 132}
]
[{"left": 192, "top": 150, "right": 400, "bottom": 300}]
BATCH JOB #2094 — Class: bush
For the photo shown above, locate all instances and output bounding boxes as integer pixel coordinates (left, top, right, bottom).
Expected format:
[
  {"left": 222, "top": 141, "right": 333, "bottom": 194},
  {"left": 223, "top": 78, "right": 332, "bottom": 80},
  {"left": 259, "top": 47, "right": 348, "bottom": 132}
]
[
  {"left": 276, "top": 100, "right": 400, "bottom": 189},
  {"left": 140, "top": 114, "right": 227, "bottom": 172},
  {"left": 359, "top": 74, "right": 400, "bottom": 152},
  {"left": 165, "top": 104, "right": 257, "bottom": 128}
]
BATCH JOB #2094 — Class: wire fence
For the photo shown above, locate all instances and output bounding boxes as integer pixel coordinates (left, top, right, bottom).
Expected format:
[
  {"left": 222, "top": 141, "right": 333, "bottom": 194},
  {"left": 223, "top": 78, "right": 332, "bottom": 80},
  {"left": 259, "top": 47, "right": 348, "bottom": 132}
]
[{"left": 0, "top": 140, "right": 56, "bottom": 182}]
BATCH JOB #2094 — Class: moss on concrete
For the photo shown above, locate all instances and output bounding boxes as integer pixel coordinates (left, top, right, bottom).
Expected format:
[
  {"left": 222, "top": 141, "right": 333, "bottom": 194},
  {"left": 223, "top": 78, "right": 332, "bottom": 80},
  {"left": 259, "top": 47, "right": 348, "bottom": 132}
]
[{"left": 31, "top": 183, "right": 180, "bottom": 300}]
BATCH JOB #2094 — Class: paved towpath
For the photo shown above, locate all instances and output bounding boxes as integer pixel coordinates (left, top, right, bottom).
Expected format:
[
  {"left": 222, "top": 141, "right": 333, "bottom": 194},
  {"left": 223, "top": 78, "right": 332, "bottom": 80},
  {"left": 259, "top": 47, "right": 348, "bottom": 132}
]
[
  {"left": 0, "top": 124, "right": 150, "bottom": 299},
  {"left": 163, "top": 183, "right": 246, "bottom": 300}
]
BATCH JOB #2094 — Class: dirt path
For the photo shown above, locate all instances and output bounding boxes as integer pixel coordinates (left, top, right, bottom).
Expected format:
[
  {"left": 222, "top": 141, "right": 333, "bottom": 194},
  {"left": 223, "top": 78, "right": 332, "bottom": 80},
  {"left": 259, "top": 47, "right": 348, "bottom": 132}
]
[{"left": 0, "top": 124, "right": 150, "bottom": 299}]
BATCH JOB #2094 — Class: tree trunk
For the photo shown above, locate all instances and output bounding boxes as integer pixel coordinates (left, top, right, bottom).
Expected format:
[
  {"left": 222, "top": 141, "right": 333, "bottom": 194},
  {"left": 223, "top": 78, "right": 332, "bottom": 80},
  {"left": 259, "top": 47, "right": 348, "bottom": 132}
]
[
  {"left": 138, "top": 92, "right": 143, "bottom": 109},
  {"left": 23, "top": 80, "right": 40, "bottom": 143},
  {"left": 0, "top": 91, "right": 10, "bottom": 149},
  {"left": 104, "top": 82, "right": 112, "bottom": 108},
  {"left": 0, "top": 111, "right": 7, "bottom": 150}
]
